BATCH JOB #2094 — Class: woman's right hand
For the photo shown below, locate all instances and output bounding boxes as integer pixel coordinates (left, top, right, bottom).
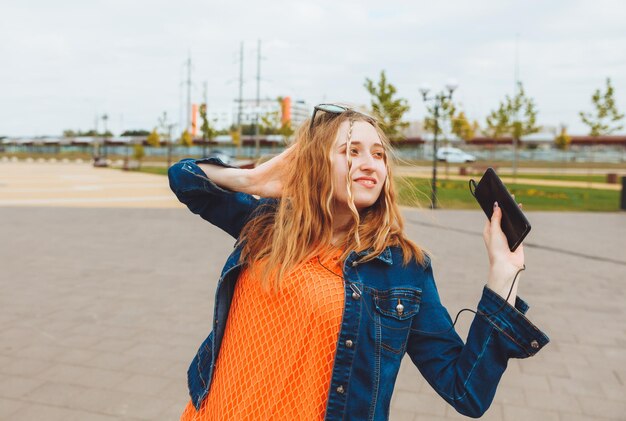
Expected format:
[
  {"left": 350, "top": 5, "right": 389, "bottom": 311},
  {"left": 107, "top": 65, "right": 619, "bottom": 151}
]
[{"left": 245, "top": 145, "right": 296, "bottom": 198}]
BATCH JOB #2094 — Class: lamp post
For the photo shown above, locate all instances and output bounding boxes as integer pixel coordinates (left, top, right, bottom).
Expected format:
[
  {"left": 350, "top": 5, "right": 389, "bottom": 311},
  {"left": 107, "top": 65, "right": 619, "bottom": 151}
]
[
  {"left": 419, "top": 80, "right": 458, "bottom": 209},
  {"left": 101, "top": 113, "right": 109, "bottom": 161}
]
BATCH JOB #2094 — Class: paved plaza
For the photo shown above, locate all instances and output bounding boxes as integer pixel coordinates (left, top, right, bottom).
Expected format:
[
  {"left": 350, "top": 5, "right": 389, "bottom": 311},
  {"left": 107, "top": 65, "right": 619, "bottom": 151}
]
[{"left": 1, "top": 162, "right": 625, "bottom": 420}]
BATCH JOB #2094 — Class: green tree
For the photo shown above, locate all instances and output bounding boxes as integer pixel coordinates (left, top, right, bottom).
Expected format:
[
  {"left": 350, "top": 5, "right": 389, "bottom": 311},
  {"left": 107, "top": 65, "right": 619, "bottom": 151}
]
[
  {"left": 364, "top": 70, "right": 410, "bottom": 141},
  {"left": 133, "top": 144, "right": 145, "bottom": 169},
  {"left": 451, "top": 111, "right": 478, "bottom": 142},
  {"left": 554, "top": 125, "right": 572, "bottom": 150},
  {"left": 63, "top": 129, "right": 77, "bottom": 138},
  {"left": 579, "top": 77, "right": 624, "bottom": 136},
  {"left": 486, "top": 82, "right": 540, "bottom": 177},
  {"left": 179, "top": 129, "right": 193, "bottom": 147},
  {"left": 230, "top": 128, "right": 241, "bottom": 147},
  {"left": 146, "top": 128, "right": 161, "bottom": 148},
  {"left": 199, "top": 103, "right": 217, "bottom": 157},
  {"left": 121, "top": 129, "right": 150, "bottom": 136},
  {"left": 424, "top": 98, "right": 456, "bottom": 147},
  {"left": 259, "top": 97, "right": 295, "bottom": 142}
]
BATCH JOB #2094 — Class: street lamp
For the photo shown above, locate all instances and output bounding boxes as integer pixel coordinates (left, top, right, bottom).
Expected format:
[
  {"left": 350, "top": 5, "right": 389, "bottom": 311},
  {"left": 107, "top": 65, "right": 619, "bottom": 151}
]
[
  {"left": 419, "top": 79, "right": 458, "bottom": 209},
  {"left": 101, "top": 113, "right": 109, "bottom": 162}
]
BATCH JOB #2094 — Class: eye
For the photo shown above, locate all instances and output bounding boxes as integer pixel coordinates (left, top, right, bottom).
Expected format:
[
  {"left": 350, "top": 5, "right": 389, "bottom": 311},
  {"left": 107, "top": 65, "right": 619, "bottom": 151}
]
[
  {"left": 349, "top": 148, "right": 359, "bottom": 155},
  {"left": 373, "top": 151, "right": 385, "bottom": 159}
]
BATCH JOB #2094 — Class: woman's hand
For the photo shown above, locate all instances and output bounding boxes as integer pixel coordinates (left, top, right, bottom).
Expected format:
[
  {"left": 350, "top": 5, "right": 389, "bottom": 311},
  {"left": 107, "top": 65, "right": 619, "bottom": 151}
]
[
  {"left": 483, "top": 198, "right": 525, "bottom": 306},
  {"left": 245, "top": 145, "right": 296, "bottom": 197}
]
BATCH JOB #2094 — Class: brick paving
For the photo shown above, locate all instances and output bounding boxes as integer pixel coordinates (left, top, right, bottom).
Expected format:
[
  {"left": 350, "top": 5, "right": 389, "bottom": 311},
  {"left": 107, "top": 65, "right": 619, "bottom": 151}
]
[{"left": 1, "top": 162, "right": 625, "bottom": 420}]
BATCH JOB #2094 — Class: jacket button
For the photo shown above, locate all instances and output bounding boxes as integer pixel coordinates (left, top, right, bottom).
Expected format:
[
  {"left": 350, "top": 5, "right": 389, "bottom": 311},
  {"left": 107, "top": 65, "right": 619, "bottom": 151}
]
[
  {"left": 345, "top": 339, "right": 353, "bottom": 348},
  {"left": 352, "top": 292, "right": 361, "bottom": 300},
  {"left": 351, "top": 261, "right": 358, "bottom": 267},
  {"left": 530, "top": 340, "right": 539, "bottom": 349},
  {"left": 336, "top": 385, "right": 345, "bottom": 394}
]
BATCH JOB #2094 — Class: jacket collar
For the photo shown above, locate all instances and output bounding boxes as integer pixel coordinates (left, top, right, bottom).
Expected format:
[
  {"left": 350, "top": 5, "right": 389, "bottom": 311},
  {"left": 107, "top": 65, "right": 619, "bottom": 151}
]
[{"left": 355, "top": 246, "right": 393, "bottom": 265}]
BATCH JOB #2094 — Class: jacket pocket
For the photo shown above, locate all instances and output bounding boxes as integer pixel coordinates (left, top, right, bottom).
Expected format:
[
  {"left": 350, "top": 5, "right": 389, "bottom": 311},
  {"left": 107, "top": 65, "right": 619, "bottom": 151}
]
[{"left": 372, "top": 288, "right": 422, "bottom": 354}]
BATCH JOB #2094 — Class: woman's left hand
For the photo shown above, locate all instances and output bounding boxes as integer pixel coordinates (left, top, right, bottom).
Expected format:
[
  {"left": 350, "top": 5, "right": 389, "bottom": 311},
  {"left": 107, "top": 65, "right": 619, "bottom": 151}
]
[{"left": 483, "top": 198, "right": 525, "bottom": 305}]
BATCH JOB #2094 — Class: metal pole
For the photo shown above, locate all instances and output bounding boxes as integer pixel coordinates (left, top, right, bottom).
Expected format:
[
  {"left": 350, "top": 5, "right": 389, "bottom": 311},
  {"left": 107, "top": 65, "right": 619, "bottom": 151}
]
[
  {"left": 254, "top": 39, "right": 261, "bottom": 158},
  {"left": 102, "top": 113, "right": 109, "bottom": 161},
  {"left": 186, "top": 53, "right": 192, "bottom": 133},
  {"left": 167, "top": 124, "right": 173, "bottom": 168},
  {"left": 431, "top": 102, "right": 439, "bottom": 209},
  {"left": 203, "top": 81, "right": 208, "bottom": 158},
  {"left": 237, "top": 42, "right": 244, "bottom": 157}
]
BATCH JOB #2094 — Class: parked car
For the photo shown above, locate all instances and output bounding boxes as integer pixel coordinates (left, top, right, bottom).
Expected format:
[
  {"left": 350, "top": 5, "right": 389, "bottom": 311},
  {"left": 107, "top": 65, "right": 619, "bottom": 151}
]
[
  {"left": 206, "top": 150, "right": 233, "bottom": 165},
  {"left": 436, "top": 147, "right": 476, "bottom": 163}
]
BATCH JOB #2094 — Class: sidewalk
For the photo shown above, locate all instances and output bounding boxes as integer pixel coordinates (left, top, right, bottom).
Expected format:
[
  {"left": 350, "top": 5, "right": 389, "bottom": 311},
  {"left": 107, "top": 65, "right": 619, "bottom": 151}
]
[{"left": 0, "top": 163, "right": 624, "bottom": 420}]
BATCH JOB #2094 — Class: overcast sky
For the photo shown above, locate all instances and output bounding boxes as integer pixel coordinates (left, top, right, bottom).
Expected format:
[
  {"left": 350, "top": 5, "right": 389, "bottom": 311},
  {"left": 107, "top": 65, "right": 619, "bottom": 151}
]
[{"left": 1, "top": 0, "right": 625, "bottom": 137}]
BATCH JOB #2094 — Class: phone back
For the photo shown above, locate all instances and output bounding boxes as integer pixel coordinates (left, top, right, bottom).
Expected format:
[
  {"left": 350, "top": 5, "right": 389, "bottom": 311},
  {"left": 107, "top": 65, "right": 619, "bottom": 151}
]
[{"left": 472, "top": 168, "right": 531, "bottom": 251}]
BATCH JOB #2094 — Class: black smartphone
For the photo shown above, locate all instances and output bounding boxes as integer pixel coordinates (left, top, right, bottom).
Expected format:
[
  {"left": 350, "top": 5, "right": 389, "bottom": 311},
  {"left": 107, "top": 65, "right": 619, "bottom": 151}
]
[{"left": 470, "top": 168, "right": 531, "bottom": 252}]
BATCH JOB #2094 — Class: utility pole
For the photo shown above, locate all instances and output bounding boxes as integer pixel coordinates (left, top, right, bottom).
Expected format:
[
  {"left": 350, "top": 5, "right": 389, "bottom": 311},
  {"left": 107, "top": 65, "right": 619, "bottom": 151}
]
[
  {"left": 186, "top": 52, "right": 192, "bottom": 133},
  {"left": 93, "top": 114, "right": 99, "bottom": 160},
  {"left": 236, "top": 42, "right": 244, "bottom": 156},
  {"left": 203, "top": 81, "right": 208, "bottom": 157},
  {"left": 102, "top": 113, "right": 109, "bottom": 161},
  {"left": 513, "top": 33, "right": 521, "bottom": 182},
  {"left": 254, "top": 39, "right": 262, "bottom": 158},
  {"left": 179, "top": 64, "right": 184, "bottom": 137}
]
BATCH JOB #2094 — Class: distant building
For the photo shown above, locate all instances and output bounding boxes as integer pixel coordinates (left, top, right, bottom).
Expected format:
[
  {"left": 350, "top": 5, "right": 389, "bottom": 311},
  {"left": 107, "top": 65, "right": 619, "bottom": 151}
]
[{"left": 232, "top": 97, "right": 309, "bottom": 129}]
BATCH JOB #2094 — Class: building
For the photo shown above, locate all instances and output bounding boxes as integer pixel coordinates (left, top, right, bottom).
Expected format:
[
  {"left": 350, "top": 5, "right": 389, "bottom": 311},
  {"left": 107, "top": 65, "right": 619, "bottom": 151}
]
[{"left": 232, "top": 97, "right": 309, "bottom": 129}]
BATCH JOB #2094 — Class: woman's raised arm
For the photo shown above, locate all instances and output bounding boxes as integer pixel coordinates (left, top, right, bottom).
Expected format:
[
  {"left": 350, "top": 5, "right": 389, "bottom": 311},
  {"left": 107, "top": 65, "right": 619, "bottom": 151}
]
[
  {"left": 196, "top": 144, "right": 296, "bottom": 197},
  {"left": 168, "top": 145, "right": 295, "bottom": 238}
]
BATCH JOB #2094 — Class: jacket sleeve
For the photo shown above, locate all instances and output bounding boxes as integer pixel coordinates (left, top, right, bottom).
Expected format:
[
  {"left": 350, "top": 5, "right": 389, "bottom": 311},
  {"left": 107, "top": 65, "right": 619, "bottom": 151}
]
[
  {"left": 168, "top": 157, "right": 261, "bottom": 239},
  {"left": 405, "top": 259, "right": 550, "bottom": 418}
]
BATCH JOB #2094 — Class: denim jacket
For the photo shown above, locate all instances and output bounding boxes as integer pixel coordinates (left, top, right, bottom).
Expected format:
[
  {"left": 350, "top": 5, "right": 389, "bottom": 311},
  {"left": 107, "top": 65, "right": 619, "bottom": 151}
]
[{"left": 168, "top": 157, "right": 549, "bottom": 420}]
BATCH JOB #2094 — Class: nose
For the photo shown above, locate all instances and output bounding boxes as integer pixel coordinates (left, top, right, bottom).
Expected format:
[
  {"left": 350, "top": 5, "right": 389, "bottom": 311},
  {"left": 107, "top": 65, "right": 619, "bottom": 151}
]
[{"left": 357, "top": 152, "right": 376, "bottom": 171}]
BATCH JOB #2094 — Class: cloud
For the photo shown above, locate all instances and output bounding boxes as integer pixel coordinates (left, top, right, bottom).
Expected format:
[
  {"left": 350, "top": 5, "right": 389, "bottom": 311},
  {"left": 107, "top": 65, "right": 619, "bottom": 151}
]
[{"left": 0, "top": 0, "right": 624, "bottom": 136}]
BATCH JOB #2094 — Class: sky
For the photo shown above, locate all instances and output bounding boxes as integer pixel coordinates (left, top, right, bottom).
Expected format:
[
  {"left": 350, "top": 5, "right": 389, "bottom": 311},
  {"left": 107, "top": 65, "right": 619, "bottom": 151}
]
[{"left": 1, "top": 0, "right": 625, "bottom": 137}]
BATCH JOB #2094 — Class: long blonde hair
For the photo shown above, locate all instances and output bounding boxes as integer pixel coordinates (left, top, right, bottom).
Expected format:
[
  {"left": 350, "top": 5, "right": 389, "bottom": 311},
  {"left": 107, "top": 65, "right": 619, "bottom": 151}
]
[{"left": 238, "top": 109, "right": 426, "bottom": 292}]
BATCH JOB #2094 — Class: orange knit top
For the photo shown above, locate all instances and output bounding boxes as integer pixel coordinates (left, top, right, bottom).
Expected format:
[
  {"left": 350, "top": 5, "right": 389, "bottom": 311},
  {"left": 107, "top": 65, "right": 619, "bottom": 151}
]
[{"left": 180, "top": 246, "right": 345, "bottom": 420}]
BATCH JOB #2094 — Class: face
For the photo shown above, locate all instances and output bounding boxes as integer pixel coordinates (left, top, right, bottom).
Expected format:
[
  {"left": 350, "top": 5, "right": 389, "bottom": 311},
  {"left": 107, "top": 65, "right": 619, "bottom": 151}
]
[{"left": 330, "top": 119, "right": 387, "bottom": 211}]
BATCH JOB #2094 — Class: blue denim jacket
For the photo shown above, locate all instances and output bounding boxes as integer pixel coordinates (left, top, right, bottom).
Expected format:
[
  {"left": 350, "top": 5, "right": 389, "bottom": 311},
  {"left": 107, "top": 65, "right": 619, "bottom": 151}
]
[{"left": 168, "top": 157, "right": 549, "bottom": 420}]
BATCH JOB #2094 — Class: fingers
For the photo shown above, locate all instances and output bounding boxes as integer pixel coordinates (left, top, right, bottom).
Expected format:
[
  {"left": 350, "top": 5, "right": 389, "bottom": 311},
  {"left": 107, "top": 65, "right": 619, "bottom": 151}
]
[{"left": 490, "top": 201, "right": 506, "bottom": 242}]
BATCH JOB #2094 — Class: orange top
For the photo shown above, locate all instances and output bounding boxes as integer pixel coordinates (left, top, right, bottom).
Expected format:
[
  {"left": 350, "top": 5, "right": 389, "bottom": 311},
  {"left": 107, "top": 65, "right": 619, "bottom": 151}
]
[{"left": 180, "top": 247, "right": 345, "bottom": 420}]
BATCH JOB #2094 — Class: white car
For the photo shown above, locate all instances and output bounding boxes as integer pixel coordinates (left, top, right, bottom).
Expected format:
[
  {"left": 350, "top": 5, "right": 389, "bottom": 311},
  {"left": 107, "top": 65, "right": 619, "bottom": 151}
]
[{"left": 436, "top": 147, "right": 476, "bottom": 163}]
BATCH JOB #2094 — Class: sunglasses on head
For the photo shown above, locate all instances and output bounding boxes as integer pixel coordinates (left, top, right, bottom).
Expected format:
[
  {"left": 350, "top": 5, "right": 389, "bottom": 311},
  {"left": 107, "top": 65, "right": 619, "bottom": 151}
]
[{"left": 309, "top": 103, "right": 376, "bottom": 133}]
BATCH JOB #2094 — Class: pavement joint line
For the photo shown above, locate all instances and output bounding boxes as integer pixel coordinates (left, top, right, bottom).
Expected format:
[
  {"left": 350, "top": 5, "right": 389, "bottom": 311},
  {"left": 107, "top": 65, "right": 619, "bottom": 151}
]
[{"left": 405, "top": 217, "right": 626, "bottom": 267}]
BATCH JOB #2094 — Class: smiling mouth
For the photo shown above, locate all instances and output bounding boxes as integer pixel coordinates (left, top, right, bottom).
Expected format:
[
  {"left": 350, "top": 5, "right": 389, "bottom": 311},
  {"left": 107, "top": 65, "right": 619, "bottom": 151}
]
[{"left": 354, "top": 179, "right": 376, "bottom": 187}]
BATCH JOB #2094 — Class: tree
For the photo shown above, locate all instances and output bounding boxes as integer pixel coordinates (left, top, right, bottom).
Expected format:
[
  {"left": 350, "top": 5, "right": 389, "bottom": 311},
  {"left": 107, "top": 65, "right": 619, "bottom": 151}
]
[
  {"left": 133, "top": 144, "right": 145, "bottom": 169},
  {"left": 179, "top": 129, "right": 193, "bottom": 148},
  {"left": 451, "top": 111, "right": 479, "bottom": 142},
  {"left": 364, "top": 70, "right": 410, "bottom": 141},
  {"left": 486, "top": 82, "right": 540, "bottom": 177},
  {"left": 63, "top": 129, "right": 111, "bottom": 137},
  {"left": 199, "top": 103, "right": 217, "bottom": 157},
  {"left": 424, "top": 98, "right": 457, "bottom": 148},
  {"left": 579, "top": 77, "right": 624, "bottom": 136},
  {"left": 554, "top": 125, "right": 571, "bottom": 151},
  {"left": 146, "top": 128, "right": 161, "bottom": 148},
  {"left": 259, "top": 97, "right": 295, "bottom": 142},
  {"left": 121, "top": 130, "right": 150, "bottom": 137},
  {"left": 228, "top": 128, "right": 239, "bottom": 147}
]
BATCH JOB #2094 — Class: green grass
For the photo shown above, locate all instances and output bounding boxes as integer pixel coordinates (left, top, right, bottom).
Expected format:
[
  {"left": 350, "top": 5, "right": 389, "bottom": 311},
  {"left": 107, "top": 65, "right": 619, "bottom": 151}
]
[
  {"left": 499, "top": 174, "right": 615, "bottom": 183},
  {"left": 134, "top": 166, "right": 621, "bottom": 212},
  {"left": 135, "top": 166, "right": 169, "bottom": 176},
  {"left": 397, "top": 177, "right": 621, "bottom": 212}
]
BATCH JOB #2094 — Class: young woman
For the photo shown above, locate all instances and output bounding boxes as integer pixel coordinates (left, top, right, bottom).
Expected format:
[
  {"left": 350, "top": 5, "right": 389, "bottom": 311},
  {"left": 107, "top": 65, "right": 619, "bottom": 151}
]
[{"left": 168, "top": 104, "right": 549, "bottom": 420}]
